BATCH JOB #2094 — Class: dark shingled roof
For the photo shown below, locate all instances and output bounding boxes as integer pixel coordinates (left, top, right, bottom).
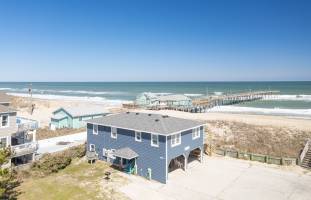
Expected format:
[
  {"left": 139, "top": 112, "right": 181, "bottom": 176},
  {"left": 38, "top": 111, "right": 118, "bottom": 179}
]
[
  {"left": 87, "top": 112, "right": 204, "bottom": 135},
  {"left": 114, "top": 147, "right": 139, "bottom": 159}
]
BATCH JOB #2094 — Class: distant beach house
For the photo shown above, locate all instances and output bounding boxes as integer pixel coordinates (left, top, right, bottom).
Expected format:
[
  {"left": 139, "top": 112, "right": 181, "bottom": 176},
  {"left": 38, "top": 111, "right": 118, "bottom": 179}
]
[
  {"left": 136, "top": 93, "right": 192, "bottom": 108},
  {"left": 0, "top": 92, "right": 38, "bottom": 167},
  {"left": 50, "top": 106, "right": 109, "bottom": 130},
  {"left": 86, "top": 112, "right": 205, "bottom": 183}
]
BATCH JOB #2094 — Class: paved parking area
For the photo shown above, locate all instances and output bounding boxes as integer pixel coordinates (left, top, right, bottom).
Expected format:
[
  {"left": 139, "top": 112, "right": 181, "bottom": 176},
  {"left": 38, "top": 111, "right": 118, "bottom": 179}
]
[
  {"left": 120, "top": 156, "right": 311, "bottom": 200},
  {"left": 37, "top": 132, "right": 86, "bottom": 154}
]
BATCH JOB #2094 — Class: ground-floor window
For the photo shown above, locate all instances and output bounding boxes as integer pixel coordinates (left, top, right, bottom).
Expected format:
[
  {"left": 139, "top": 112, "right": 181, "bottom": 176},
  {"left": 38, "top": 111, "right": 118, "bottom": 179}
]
[
  {"left": 0, "top": 137, "right": 7, "bottom": 148},
  {"left": 90, "top": 144, "right": 95, "bottom": 152}
]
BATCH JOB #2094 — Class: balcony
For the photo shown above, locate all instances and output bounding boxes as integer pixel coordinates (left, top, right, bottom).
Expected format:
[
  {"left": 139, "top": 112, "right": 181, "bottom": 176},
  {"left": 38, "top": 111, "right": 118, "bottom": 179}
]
[
  {"left": 16, "top": 117, "right": 39, "bottom": 132},
  {"left": 11, "top": 142, "right": 38, "bottom": 157}
]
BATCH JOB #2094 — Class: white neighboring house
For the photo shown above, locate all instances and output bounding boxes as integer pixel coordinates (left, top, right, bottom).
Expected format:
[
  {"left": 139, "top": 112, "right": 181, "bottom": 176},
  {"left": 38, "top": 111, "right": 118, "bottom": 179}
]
[{"left": 0, "top": 93, "right": 38, "bottom": 167}]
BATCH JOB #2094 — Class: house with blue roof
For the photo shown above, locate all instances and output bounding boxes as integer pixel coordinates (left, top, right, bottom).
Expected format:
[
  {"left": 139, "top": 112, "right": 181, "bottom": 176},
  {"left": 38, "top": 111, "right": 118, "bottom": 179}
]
[{"left": 86, "top": 112, "right": 205, "bottom": 183}]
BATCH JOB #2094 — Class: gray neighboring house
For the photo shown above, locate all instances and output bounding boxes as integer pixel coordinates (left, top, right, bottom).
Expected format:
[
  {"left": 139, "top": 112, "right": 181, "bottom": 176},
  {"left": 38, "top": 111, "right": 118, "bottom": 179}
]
[
  {"left": 0, "top": 93, "right": 38, "bottom": 167},
  {"left": 87, "top": 112, "right": 205, "bottom": 183}
]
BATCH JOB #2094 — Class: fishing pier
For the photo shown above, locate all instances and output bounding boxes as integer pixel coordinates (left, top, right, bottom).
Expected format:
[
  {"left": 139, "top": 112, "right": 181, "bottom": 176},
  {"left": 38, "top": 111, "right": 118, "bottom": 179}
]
[{"left": 188, "top": 90, "right": 279, "bottom": 113}]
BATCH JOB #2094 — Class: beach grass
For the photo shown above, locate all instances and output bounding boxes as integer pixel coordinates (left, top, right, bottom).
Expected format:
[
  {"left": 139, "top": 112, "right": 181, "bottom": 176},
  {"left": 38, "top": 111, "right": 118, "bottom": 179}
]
[{"left": 17, "top": 159, "right": 129, "bottom": 200}]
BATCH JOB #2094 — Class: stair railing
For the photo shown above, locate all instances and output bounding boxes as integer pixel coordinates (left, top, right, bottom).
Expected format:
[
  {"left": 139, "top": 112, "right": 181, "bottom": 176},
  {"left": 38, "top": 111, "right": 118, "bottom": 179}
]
[{"left": 300, "top": 139, "right": 311, "bottom": 164}]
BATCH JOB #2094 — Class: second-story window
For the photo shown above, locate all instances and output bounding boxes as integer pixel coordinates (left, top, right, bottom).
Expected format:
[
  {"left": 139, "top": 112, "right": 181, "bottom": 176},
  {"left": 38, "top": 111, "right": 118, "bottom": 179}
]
[
  {"left": 135, "top": 131, "right": 142, "bottom": 142},
  {"left": 111, "top": 127, "right": 117, "bottom": 139},
  {"left": 151, "top": 134, "right": 159, "bottom": 147},
  {"left": 171, "top": 133, "right": 181, "bottom": 147},
  {"left": 1, "top": 115, "right": 9, "bottom": 128},
  {"left": 192, "top": 127, "right": 200, "bottom": 139},
  {"left": 93, "top": 124, "right": 98, "bottom": 135}
]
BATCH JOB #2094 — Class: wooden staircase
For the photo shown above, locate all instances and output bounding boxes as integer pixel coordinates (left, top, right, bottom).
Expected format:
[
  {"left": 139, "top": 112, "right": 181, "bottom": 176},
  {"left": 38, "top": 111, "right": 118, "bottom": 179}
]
[{"left": 300, "top": 139, "right": 311, "bottom": 169}]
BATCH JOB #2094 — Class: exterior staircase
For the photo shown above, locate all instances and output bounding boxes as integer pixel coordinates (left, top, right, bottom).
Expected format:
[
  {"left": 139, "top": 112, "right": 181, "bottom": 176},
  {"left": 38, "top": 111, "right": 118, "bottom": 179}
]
[{"left": 300, "top": 139, "right": 311, "bottom": 169}]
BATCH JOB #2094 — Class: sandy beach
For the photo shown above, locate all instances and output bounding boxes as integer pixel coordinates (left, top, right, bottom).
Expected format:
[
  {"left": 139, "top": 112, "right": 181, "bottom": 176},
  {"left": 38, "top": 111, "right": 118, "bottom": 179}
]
[
  {"left": 11, "top": 95, "right": 311, "bottom": 131},
  {"left": 10, "top": 94, "right": 311, "bottom": 157}
]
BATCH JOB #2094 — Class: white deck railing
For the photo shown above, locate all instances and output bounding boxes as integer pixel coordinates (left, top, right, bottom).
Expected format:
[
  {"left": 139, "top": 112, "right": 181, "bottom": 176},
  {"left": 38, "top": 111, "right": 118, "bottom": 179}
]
[
  {"left": 11, "top": 142, "right": 38, "bottom": 157},
  {"left": 16, "top": 117, "right": 39, "bottom": 132}
]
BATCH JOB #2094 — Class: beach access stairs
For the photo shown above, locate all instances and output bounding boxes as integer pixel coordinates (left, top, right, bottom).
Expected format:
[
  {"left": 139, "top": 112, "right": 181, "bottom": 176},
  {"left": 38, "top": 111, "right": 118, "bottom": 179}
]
[{"left": 300, "top": 139, "right": 311, "bottom": 169}]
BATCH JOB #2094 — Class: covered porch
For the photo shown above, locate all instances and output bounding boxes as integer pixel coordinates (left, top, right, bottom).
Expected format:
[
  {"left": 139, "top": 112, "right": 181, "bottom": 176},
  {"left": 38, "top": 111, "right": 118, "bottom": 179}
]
[{"left": 113, "top": 147, "right": 139, "bottom": 175}]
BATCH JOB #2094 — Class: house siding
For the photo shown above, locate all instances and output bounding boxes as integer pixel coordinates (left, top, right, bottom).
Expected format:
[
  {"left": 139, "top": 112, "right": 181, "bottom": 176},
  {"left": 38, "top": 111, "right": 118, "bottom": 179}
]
[
  {"left": 87, "top": 123, "right": 167, "bottom": 183},
  {"left": 167, "top": 126, "right": 204, "bottom": 164},
  {"left": 52, "top": 109, "right": 105, "bottom": 129},
  {"left": 0, "top": 112, "right": 17, "bottom": 137}
]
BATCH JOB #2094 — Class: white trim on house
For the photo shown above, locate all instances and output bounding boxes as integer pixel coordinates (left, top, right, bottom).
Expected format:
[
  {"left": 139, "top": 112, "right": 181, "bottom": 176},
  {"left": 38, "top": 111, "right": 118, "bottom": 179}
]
[
  {"left": 93, "top": 124, "right": 98, "bottom": 135},
  {"left": 192, "top": 127, "right": 200, "bottom": 140},
  {"left": 171, "top": 133, "right": 181, "bottom": 147},
  {"left": 165, "top": 135, "right": 168, "bottom": 183},
  {"left": 111, "top": 127, "right": 117, "bottom": 139},
  {"left": 151, "top": 134, "right": 159, "bottom": 147},
  {"left": 135, "top": 131, "right": 142, "bottom": 142},
  {"left": 87, "top": 122, "right": 204, "bottom": 136},
  {"left": 0, "top": 114, "right": 9, "bottom": 128}
]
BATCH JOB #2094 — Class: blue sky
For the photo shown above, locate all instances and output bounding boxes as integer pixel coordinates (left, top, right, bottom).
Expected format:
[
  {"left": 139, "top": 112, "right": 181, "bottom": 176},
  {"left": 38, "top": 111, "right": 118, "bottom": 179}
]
[{"left": 0, "top": 0, "right": 310, "bottom": 81}]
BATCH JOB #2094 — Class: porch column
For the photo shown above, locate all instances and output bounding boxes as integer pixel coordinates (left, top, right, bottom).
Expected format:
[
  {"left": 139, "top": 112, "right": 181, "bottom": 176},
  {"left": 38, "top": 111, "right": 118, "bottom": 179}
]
[
  {"left": 200, "top": 148, "right": 203, "bottom": 163},
  {"left": 33, "top": 130, "right": 37, "bottom": 142},
  {"left": 184, "top": 154, "right": 188, "bottom": 171}
]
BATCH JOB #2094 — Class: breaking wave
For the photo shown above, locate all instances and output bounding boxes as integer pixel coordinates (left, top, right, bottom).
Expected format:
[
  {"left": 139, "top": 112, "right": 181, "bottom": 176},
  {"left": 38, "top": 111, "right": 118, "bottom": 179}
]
[
  {"left": 0, "top": 88, "right": 128, "bottom": 96},
  {"left": 264, "top": 95, "right": 311, "bottom": 102},
  {"left": 208, "top": 106, "right": 311, "bottom": 117},
  {"left": 7, "top": 93, "right": 132, "bottom": 106}
]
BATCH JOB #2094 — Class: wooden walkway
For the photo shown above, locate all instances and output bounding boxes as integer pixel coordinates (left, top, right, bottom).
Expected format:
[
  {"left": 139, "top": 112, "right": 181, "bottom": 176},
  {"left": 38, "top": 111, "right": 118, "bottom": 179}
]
[{"left": 149, "top": 90, "right": 279, "bottom": 113}]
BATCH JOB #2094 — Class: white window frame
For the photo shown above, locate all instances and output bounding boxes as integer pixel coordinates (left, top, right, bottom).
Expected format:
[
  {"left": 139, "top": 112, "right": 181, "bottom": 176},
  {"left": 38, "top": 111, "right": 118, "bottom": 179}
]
[
  {"left": 0, "top": 114, "right": 9, "bottom": 128},
  {"left": 111, "top": 127, "right": 117, "bottom": 139},
  {"left": 171, "top": 133, "right": 181, "bottom": 147},
  {"left": 192, "top": 127, "right": 200, "bottom": 139},
  {"left": 90, "top": 144, "right": 95, "bottom": 152},
  {"left": 0, "top": 137, "right": 7, "bottom": 148},
  {"left": 135, "top": 131, "right": 142, "bottom": 142},
  {"left": 93, "top": 124, "right": 98, "bottom": 135},
  {"left": 151, "top": 134, "right": 159, "bottom": 147}
]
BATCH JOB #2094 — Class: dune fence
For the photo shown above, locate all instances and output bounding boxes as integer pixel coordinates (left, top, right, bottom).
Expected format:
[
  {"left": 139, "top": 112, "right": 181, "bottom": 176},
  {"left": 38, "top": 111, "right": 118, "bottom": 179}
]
[{"left": 215, "top": 148, "right": 297, "bottom": 166}]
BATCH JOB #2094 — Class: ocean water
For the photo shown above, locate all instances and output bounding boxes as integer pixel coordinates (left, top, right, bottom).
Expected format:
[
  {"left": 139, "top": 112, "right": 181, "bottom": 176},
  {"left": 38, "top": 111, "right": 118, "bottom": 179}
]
[{"left": 1, "top": 82, "right": 311, "bottom": 116}]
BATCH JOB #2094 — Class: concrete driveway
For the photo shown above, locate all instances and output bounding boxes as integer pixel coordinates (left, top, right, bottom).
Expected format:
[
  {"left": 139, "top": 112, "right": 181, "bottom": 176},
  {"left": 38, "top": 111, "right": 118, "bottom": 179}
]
[
  {"left": 37, "top": 132, "right": 86, "bottom": 154},
  {"left": 120, "top": 156, "right": 311, "bottom": 200}
]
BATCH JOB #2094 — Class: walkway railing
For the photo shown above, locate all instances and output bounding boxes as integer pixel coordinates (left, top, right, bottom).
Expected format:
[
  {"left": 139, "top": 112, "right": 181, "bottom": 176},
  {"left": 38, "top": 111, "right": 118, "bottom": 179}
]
[{"left": 300, "top": 139, "right": 311, "bottom": 164}]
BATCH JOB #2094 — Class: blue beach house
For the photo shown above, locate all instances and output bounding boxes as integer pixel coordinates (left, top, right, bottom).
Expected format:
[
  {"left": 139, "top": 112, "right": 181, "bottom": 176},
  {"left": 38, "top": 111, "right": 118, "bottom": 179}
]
[{"left": 86, "top": 112, "right": 205, "bottom": 183}]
